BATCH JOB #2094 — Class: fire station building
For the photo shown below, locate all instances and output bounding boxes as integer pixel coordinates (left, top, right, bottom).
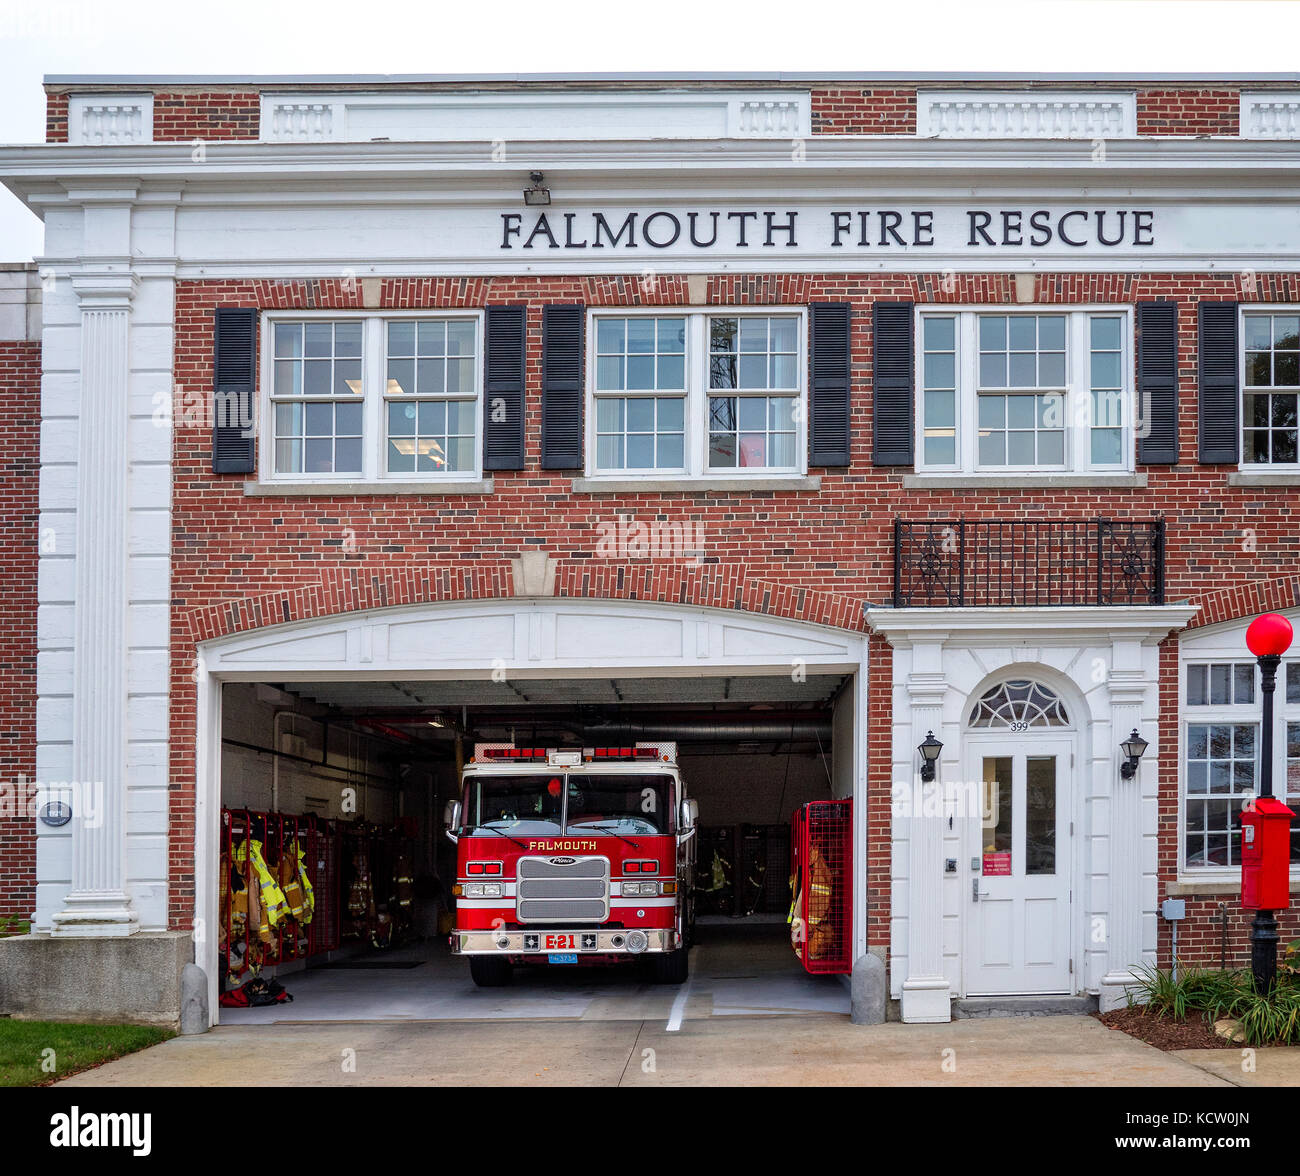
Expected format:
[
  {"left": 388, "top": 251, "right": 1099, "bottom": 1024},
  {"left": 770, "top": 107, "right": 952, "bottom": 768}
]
[{"left": 1, "top": 72, "right": 1299, "bottom": 1029}]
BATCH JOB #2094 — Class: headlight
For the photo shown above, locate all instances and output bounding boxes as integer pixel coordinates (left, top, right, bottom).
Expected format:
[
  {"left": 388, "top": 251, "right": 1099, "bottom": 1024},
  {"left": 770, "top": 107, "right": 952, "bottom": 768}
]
[
  {"left": 624, "top": 881, "right": 659, "bottom": 896},
  {"left": 463, "top": 882, "right": 503, "bottom": 898}
]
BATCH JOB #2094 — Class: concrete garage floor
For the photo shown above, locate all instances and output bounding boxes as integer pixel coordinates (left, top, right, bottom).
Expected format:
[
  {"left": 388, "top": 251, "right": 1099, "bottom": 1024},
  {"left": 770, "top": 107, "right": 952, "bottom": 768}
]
[
  {"left": 217, "top": 921, "right": 847, "bottom": 1024},
  {"left": 55, "top": 924, "right": 1292, "bottom": 1087}
]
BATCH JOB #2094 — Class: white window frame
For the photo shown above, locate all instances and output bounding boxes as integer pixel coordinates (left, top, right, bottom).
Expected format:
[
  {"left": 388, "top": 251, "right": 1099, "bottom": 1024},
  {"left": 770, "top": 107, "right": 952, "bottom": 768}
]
[
  {"left": 914, "top": 305, "right": 1134, "bottom": 476},
  {"left": 583, "top": 305, "right": 808, "bottom": 481},
  {"left": 259, "top": 309, "right": 484, "bottom": 485},
  {"left": 1178, "top": 625, "right": 1300, "bottom": 881},
  {"left": 1239, "top": 304, "right": 1300, "bottom": 472}
]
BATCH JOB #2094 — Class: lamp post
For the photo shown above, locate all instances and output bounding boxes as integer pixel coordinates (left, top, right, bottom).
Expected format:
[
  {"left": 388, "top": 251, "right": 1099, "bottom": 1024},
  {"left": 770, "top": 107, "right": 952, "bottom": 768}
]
[{"left": 1245, "top": 612, "right": 1294, "bottom": 995}]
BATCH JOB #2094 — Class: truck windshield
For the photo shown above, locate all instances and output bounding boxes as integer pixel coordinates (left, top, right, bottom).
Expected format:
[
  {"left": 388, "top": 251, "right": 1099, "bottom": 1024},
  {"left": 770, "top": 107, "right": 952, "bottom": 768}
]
[
  {"left": 469, "top": 774, "right": 564, "bottom": 835},
  {"left": 465, "top": 771, "right": 676, "bottom": 836},
  {"left": 564, "top": 773, "right": 675, "bottom": 837}
]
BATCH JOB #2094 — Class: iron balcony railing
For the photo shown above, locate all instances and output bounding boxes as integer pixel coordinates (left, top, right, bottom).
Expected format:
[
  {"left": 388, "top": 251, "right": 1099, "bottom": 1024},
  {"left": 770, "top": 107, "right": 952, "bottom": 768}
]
[{"left": 892, "top": 518, "right": 1165, "bottom": 608}]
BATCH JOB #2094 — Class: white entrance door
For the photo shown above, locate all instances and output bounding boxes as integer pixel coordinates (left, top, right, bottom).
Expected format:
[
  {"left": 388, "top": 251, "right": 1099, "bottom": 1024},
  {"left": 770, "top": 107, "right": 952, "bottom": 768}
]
[{"left": 966, "top": 739, "right": 1072, "bottom": 996}]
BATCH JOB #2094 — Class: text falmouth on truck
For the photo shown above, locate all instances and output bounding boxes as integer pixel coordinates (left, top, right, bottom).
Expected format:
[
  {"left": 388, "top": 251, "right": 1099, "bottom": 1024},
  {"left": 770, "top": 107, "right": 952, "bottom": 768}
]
[{"left": 444, "top": 742, "right": 698, "bottom": 986}]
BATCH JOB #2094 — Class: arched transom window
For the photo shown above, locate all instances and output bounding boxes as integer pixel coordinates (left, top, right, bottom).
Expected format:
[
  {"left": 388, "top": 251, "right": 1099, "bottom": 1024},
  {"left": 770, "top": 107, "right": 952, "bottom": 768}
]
[{"left": 969, "top": 679, "right": 1070, "bottom": 728}]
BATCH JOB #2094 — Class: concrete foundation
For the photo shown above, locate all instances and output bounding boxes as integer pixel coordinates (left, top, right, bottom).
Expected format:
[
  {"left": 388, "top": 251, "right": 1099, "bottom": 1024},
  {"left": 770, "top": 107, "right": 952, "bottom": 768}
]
[
  {"left": 0, "top": 931, "right": 192, "bottom": 1029},
  {"left": 952, "top": 994, "right": 1099, "bottom": 1019}
]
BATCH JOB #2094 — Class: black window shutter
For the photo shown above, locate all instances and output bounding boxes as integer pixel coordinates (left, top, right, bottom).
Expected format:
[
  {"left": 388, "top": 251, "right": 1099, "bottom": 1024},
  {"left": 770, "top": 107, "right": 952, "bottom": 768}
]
[
  {"left": 808, "top": 301, "right": 851, "bottom": 467},
  {"left": 872, "top": 301, "right": 914, "bottom": 466},
  {"left": 483, "top": 304, "right": 527, "bottom": 471},
  {"left": 541, "top": 304, "right": 585, "bottom": 470},
  {"left": 212, "top": 307, "right": 257, "bottom": 474},
  {"left": 1136, "top": 301, "right": 1179, "bottom": 464},
  {"left": 1199, "top": 301, "right": 1240, "bottom": 464}
]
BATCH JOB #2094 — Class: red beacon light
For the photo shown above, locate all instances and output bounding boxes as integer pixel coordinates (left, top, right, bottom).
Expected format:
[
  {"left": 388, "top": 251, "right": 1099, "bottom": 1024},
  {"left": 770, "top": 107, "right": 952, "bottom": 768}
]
[{"left": 1246, "top": 613, "right": 1294, "bottom": 659}]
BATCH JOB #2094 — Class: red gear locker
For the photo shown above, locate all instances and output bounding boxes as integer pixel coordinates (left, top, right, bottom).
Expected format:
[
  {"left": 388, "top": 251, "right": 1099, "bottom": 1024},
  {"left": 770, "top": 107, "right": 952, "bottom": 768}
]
[{"left": 789, "top": 799, "right": 852, "bottom": 974}]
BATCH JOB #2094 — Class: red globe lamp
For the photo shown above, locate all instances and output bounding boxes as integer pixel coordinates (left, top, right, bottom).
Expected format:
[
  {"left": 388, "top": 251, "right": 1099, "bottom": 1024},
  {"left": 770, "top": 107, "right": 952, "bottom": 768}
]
[{"left": 1246, "top": 613, "right": 1294, "bottom": 660}]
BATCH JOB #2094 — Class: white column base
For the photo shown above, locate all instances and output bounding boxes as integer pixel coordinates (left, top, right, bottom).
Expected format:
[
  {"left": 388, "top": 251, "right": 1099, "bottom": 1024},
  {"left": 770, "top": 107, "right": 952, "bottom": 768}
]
[
  {"left": 50, "top": 893, "right": 140, "bottom": 938},
  {"left": 901, "top": 976, "right": 952, "bottom": 1023},
  {"left": 1098, "top": 969, "right": 1143, "bottom": 1013}
]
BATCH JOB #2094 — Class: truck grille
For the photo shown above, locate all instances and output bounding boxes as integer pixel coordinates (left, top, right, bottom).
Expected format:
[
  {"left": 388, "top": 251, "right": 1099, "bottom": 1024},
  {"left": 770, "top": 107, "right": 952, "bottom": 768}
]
[{"left": 517, "top": 856, "right": 610, "bottom": 924}]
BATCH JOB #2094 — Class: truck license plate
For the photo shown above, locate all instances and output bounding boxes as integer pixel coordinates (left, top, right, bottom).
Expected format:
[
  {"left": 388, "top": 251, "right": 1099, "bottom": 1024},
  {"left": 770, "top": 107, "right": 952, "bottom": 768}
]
[{"left": 548, "top": 953, "right": 578, "bottom": 964}]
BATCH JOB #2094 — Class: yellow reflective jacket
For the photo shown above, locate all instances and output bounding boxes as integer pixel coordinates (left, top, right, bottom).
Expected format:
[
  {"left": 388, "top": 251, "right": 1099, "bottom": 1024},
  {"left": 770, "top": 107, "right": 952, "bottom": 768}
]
[
  {"left": 297, "top": 846, "right": 315, "bottom": 925},
  {"left": 235, "top": 840, "right": 288, "bottom": 932}
]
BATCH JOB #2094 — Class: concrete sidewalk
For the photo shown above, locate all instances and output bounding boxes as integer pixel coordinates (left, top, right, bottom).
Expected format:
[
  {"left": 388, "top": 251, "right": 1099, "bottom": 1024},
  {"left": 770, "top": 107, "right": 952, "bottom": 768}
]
[{"left": 59, "top": 1013, "right": 1259, "bottom": 1087}]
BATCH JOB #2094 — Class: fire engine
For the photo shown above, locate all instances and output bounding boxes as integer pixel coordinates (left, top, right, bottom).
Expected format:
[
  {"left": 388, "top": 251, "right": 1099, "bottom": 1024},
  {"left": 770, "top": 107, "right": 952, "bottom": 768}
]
[{"left": 444, "top": 742, "right": 697, "bottom": 987}]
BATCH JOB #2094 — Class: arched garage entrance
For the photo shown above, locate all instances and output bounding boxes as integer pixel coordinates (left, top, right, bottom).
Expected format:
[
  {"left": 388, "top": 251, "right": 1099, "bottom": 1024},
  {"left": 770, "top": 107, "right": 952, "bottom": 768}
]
[{"left": 194, "top": 598, "right": 869, "bottom": 1025}]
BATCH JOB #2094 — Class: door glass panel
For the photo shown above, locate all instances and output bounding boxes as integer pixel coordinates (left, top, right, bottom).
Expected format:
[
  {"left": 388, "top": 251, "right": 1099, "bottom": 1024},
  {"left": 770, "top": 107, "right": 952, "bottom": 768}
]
[
  {"left": 1025, "top": 755, "right": 1057, "bottom": 876},
  {"left": 982, "top": 756, "right": 1013, "bottom": 876}
]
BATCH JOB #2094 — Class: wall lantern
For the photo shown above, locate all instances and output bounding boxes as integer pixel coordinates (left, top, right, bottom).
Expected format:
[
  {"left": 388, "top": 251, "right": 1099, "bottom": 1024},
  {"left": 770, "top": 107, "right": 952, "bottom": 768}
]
[
  {"left": 918, "top": 731, "right": 943, "bottom": 782},
  {"left": 1119, "top": 728, "right": 1149, "bottom": 779},
  {"left": 523, "top": 171, "right": 550, "bottom": 206}
]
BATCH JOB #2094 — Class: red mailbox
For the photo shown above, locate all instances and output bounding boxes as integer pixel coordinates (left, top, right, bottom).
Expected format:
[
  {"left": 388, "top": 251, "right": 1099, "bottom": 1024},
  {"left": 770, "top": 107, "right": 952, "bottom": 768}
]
[{"left": 1241, "top": 796, "right": 1294, "bottom": 911}]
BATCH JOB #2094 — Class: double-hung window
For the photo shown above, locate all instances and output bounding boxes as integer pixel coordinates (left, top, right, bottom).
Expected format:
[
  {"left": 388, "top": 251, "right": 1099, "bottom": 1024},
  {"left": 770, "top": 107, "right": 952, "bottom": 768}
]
[
  {"left": 916, "top": 308, "right": 1131, "bottom": 474},
  {"left": 262, "top": 312, "right": 483, "bottom": 483},
  {"left": 586, "top": 308, "right": 806, "bottom": 479},
  {"left": 1181, "top": 656, "right": 1300, "bottom": 872},
  {"left": 1242, "top": 309, "right": 1299, "bottom": 468}
]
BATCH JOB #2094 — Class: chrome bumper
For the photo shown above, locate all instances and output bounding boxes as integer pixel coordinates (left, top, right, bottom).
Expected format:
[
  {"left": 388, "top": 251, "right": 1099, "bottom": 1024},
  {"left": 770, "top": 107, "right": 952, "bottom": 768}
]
[{"left": 452, "top": 928, "right": 679, "bottom": 956}]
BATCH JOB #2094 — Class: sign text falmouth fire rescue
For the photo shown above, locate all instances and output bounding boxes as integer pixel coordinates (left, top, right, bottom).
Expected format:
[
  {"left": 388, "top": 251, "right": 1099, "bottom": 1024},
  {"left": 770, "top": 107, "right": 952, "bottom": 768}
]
[{"left": 501, "top": 208, "right": 1157, "bottom": 251}]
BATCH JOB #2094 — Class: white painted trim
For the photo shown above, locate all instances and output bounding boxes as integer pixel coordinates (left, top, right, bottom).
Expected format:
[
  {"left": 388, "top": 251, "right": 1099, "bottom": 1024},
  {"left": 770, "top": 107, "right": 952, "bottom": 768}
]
[
  {"left": 902, "top": 473, "right": 1147, "bottom": 489},
  {"left": 258, "top": 91, "right": 812, "bottom": 143},
  {"left": 866, "top": 604, "right": 1200, "bottom": 645},
  {"left": 1241, "top": 94, "right": 1300, "bottom": 139},
  {"left": 570, "top": 475, "right": 821, "bottom": 493},
  {"left": 67, "top": 94, "right": 153, "bottom": 145},
  {"left": 917, "top": 91, "right": 1135, "bottom": 139}
]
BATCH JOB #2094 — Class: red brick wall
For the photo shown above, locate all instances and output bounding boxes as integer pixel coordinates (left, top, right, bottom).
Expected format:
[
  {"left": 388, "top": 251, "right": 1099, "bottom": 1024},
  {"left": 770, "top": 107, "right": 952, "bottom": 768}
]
[
  {"left": 45, "top": 92, "right": 67, "bottom": 143},
  {"left": 152, "top": 91, "right": 259, "bottom": 141},
  {"left": 1137, "top": 88, "right": 1240, "bottom": 136},
  {"left": 0, "top": 342, "right": 40, "bottom": 921},
  {"left": 165, "top": 271, "right": 1300, "bottom": 946},
  {"left": 812, "top": 88, "right": 916, "bottom": 134}
]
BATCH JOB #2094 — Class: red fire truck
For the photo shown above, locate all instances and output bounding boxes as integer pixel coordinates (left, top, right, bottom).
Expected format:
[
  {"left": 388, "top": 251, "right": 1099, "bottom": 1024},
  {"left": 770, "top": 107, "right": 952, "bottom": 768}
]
[{"left": 444, "top": 742, "right": 697, "bottom": 986}]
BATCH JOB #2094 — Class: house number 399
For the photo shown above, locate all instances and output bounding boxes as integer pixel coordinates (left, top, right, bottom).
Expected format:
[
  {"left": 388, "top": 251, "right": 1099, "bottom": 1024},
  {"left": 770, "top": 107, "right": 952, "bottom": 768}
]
[{"left": 1009, "top": 721, "right": 1029, "bottom": 732}]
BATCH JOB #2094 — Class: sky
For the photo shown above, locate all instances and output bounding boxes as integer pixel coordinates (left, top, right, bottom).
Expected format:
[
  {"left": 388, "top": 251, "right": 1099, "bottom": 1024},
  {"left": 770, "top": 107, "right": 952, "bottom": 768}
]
[{"left": 2, "top": 0, "right": 1300, "bottom": 262}]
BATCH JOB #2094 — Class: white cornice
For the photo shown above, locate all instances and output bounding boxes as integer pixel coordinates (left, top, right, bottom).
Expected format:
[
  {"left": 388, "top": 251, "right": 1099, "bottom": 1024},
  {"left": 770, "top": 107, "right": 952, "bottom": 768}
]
[
  {"left": 865, "top": 604, "right": 1200, "bottom": 647},
  {"left": 4, "top": 136, "right": 1300, "bottom": 191}
]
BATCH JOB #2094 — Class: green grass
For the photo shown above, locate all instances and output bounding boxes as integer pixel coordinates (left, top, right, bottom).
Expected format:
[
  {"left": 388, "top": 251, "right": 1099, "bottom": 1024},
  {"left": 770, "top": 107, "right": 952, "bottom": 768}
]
[
  {"left": 0, "top": 916, "right": 30, "bottom": 937},
  {"left": 0, "top": 1019, "right": 173, "bottom": 1087},
  {"left": 1128, "top": 961, "right": 1300, "bottom": 1046}
]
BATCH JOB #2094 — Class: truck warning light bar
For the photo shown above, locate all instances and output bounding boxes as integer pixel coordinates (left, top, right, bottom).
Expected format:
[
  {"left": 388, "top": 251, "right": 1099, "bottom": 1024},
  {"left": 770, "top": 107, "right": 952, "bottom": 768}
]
[{"left": 473, "top": 742, "right": 676, "bottom": 764}]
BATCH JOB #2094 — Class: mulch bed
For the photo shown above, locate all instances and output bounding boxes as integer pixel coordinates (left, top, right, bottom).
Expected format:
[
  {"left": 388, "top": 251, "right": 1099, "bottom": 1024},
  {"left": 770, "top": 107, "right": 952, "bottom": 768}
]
[{"left": 1094, "top": 1007, "right": 1234, "bottom": 1051}]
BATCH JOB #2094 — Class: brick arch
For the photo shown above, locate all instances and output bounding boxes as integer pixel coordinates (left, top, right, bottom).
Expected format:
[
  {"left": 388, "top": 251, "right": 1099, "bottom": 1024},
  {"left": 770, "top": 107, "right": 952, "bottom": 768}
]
[
  {"left": 1185, "top": 577, "right": 1300, "bottom": 631},
  {"left": 181, "top": 560, "right": 870, "bottom": 645}
]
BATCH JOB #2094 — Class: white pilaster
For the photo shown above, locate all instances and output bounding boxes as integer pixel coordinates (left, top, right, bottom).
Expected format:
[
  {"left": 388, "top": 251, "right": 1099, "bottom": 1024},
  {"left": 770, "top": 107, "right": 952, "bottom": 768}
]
[
  {"left": 901, "top": 639, "right": 952, "bottom": 1022},
  {"left": 1098, "top": 639, "right": 1148, "bottom": 1009},
  {"left": 50, "top": 270, "right": 139, "bottom": 937}
]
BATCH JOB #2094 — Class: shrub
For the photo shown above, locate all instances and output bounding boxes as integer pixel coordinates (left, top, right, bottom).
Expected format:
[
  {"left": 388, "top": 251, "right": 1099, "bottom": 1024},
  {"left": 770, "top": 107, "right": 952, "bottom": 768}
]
[{"left": 1127, "top": 960, "right": 1300, "bottom": 1045}]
